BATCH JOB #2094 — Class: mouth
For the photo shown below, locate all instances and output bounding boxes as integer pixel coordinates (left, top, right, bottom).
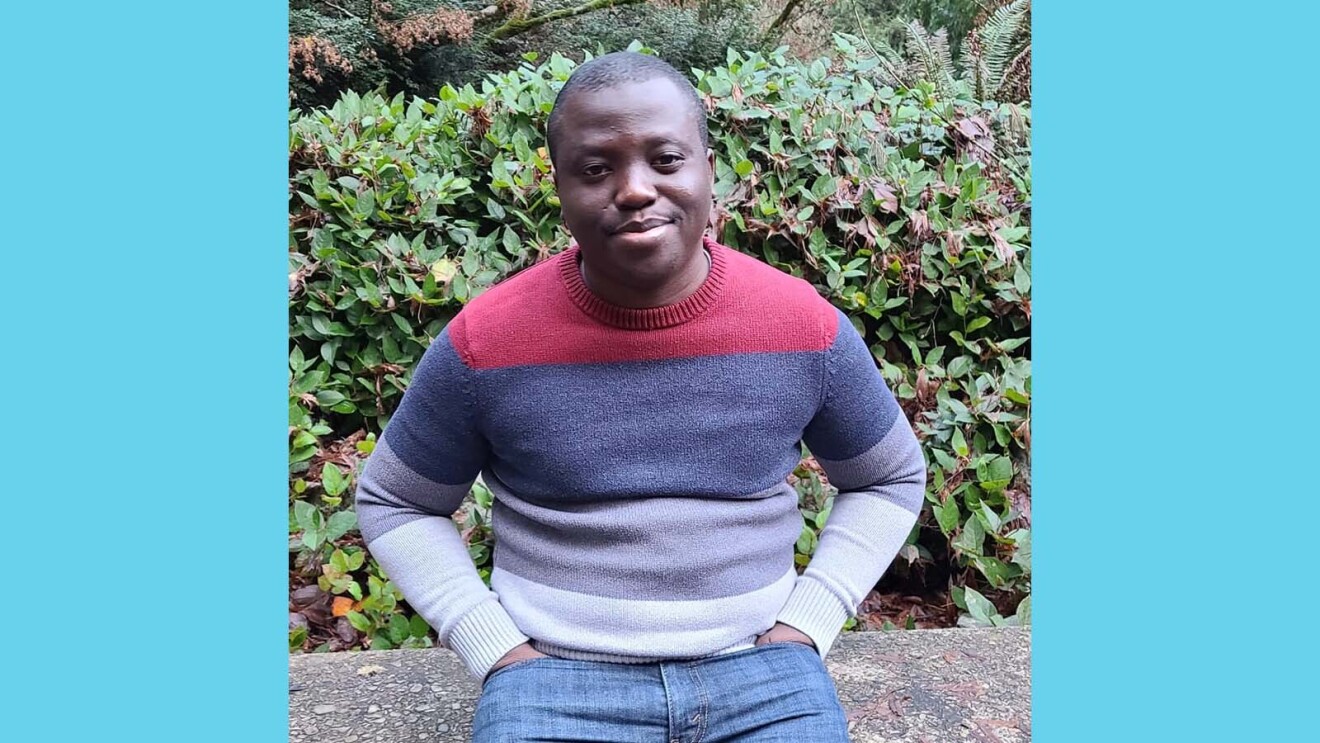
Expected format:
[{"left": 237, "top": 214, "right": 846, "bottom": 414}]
[{"left": 613, "top": 217, "right": 673, "bottom": 237}]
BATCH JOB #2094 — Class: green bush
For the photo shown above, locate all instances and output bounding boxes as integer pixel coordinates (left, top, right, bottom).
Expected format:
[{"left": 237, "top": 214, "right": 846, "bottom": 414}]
[{"left": 288, "top": 38, "right": 1031, "bottom": 651}]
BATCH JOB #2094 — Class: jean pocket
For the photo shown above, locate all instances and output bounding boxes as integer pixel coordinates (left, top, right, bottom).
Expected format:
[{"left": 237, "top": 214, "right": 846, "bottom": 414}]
[
  {"left": 756, "top": 639, "right": 817, "bottom": 653},
  {"left": 483, "top": 656, "right": 547, "bottom": 687}
]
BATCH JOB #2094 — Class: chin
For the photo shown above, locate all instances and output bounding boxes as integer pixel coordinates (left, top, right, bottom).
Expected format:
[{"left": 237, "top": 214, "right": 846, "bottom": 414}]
[{"left": 589, "top": 235, "right": 687, "bottom": 282}]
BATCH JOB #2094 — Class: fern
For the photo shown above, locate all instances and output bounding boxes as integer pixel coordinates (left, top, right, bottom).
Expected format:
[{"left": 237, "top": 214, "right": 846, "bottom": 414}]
[
  {"left": 981, "top": 0, "right": 1030, "bottom": 94},
  {"left": 999, "top": 44, "right": 1032, "bottom": 104},
  {"left": 846, "top": 0, "right": 1031, "bottom": 103},
  {"left": 836, "top": 30, "right": 907, "bottom": 88},
  {"left": 904, "top": 20, "right": 958, "bottom": 99}
]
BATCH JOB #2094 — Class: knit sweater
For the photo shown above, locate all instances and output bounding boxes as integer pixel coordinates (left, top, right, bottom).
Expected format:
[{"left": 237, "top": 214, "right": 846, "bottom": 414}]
[{"left": 354, "top": 235, "right": 927, "bottom": 681}]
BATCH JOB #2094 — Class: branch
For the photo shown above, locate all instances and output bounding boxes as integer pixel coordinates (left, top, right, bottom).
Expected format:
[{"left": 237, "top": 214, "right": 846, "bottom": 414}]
[
  {"left": 764, "top": 0, "right": 806, "bottom": 40},
  {"left": 488, "top": 0, "right": 646, "bottom": 41},
  {"left": 318, "top": 0, "right": 362, "bottom": 21}
]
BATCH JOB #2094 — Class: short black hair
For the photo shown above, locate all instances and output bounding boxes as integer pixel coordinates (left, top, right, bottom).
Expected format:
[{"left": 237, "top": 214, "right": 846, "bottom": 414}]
[{"left": 546, "top": 51, "right": 709, "bottom": 166}]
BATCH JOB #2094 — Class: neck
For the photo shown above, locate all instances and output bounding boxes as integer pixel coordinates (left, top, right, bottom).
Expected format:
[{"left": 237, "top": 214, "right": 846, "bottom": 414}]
[{"left": 579, "top": 245, "right": 712, "bottom": 309}]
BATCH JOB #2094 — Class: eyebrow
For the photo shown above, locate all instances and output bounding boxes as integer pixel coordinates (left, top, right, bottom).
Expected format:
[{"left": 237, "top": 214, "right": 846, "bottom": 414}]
[{"left": 570, "top": 135, "right": 691, "bottom": 158}]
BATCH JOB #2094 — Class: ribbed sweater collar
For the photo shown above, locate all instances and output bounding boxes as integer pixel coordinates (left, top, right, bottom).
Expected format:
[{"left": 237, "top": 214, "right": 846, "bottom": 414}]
[{"left": 556, "top": 235, "right": 729, "bottom": 331}]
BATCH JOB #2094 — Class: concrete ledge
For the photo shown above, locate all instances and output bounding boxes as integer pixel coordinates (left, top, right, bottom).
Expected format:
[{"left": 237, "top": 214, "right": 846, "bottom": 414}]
[{"left": 290, "top": 628, "right": 1030, "bottom": 742}]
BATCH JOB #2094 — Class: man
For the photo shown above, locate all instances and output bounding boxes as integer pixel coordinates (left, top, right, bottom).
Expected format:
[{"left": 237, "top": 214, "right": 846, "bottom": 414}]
[{"left": 354, "top": 51, "right": 926, "bottom": 742}]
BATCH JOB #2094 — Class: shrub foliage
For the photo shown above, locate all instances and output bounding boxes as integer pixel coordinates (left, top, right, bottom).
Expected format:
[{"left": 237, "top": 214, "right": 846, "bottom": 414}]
[{"left": 288, "top": 38, "right": 1031, "bottom": 652}]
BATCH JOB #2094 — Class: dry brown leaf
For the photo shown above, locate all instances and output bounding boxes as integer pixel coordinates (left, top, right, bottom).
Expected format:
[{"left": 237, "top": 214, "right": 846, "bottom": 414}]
[{"left": 331, "top": 596, "right": 356, "bottom": 617}]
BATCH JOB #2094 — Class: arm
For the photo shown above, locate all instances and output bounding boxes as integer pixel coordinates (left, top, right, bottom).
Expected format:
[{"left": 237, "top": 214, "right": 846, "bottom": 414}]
[
  {"left": 354, "top": 326, "right": 530, "bottom": 680},
  {"left": 775, "top": 309, "right": 927, "bottom": 657}
]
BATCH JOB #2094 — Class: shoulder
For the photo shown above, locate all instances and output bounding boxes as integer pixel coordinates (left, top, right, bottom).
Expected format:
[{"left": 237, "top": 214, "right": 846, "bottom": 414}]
[
  {"left": 715, "top": 243, "right": 843, "bottom": 351},
  {"left": 444, "top": 252, "right": 571, "bottom": 368}
]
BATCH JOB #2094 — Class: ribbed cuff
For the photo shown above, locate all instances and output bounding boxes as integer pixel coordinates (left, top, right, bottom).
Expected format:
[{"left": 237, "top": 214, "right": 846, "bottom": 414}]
[
  {"left": 776, "top": 578, "right": 851, "bottom": 658},
  {"left": 444, "top": 599, "right": 530, "bottom": 681}
]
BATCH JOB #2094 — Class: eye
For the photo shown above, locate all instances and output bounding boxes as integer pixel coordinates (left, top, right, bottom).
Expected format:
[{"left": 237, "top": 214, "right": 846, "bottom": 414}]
[
  {"left": 581, "top": 163, "right": 609, "bottom": 178},
  {"left": 654, "top": 153, "right": 685, "bottom": 168}
]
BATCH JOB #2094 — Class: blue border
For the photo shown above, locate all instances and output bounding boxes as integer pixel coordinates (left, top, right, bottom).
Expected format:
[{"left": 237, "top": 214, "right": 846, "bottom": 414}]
[
  {"left": 1035, "top": 2, "right": 1317, "bottom": 740},
  {"left": 4, "top": 3, "right": 288, "bottom": 741},
  {"left": 5, "top": 2, "right": 1318, "bottom": 741}
]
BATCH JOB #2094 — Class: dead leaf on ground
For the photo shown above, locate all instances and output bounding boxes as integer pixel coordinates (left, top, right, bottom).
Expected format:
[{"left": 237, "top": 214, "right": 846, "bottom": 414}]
[{"left": 332, "top": 596, "right": 357, "bottom": 617}]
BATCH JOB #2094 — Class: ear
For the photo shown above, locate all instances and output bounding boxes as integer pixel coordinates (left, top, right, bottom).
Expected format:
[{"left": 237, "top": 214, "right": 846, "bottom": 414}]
[
  {"left": 705, "top": 148, "right": 718, "bottom": 233},
  {"left": 549, "top": 158, "right": 562, "bottom": 207}
]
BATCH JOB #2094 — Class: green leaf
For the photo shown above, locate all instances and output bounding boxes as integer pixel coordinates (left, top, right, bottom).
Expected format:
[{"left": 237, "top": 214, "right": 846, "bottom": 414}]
[
  {"left": 953, "top": 513, "right": 986, "bottom": 555},
  {"left": 354, "top": 188, "right": 376, "bottom": 220},
  {"left": 346, "top": 611, "right": 372, "bottom": 633},
  {"left": 410, "top": 614, "right": 430, "bottom": 639},
  {"left": 951, "top": 427, "right": 969, "bottom": 457},
  {"left": 998, "top": 338, "right": 1029, "bottom": 352},
  {"left": 1010, "top": 529, "right": 1032, "bottom": 573},
  {"left": 974, "top": 556, "right": 1022, "bottom": 588},
  {"left": 325, "top": 510, "right": 358, "bottom": 541},
  {"left": 346, "top": 549, "right": 366, "bottom": 571},
  {"left": 322, "top": 463, "right": 346, "bottom": 497},
  {"left": 976, "top": 503, "right": 1003, "bottom": 533},
  {"left": 382, "top": 333, "right": 405, "bottom": 364},
  {"left": 811, "top": 175, "right": 837, "bottom": 201},
  {"left": 964, "top": 587, "right": 997, "bottom": 624},
  {"left": 934, "top": 497, "right": 960, "bottom": 535},
  {"left": 301, "top": 528, "right": 324, "bottom": 550},
  {"left": 1014, "top": 265, "right": 1031, "bottom": 294},
  {"left": 330, "top": 548, "right": 349, "bottom": 574},
  {"left": 1015, "top": 595, "right": 1031, "bottom": 626},
  {"left": 966, "top": 316, "right": 992, "bottom": 333},
  {"left": 292, "top": 370, "right": 327, "bottom": 395},
  {"left": 388, "top": 613, "right": 410, "bottom": 644},
  {"left": 795, "top": 524, "right": 817, "bottom": 555},
  {"left": 390, "top": 313, "right": 413, "bottom": 336},
  {"left": 868, "top": 280, "right": 888, "bottom": 307},
  {"left": 315, "top": 390, "right": 345, "bottom": 408},
  {"left": 951, "top": 292, "right": 967, "bottom": 316},
  {"left": 734, "top": 159, "right": 754, "bottom": 177},
  {"left": 502, "top": 227, "right": 522, "bottom": 256},
  {"left": 452, "top": 272, "right": 468, "bottom": 302},
  {"left": 319, "top": 341, "right": 339, "bottom": 366},
  {"left": 293, "top": 500, "right": 318, "bottom": 532},
  {"left": 999, "top": 226, "right": 1029, "bottom": 242},
  {"left": 976, "top": 456, "right": 1014, "bottom": 493},
  {"left": 947, "top": 356, "right": 972, "bottom": 378}
]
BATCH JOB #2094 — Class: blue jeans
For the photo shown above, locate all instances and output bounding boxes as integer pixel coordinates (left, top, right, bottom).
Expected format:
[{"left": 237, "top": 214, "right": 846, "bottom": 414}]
[{"left": 473, "top": 642, "right": 850, "bottom": 742}]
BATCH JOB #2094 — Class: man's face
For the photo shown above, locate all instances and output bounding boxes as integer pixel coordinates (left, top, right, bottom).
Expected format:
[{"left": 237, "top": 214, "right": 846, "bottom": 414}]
[{"left": 552, "top": 77, "right": 714, "bottom": 289}]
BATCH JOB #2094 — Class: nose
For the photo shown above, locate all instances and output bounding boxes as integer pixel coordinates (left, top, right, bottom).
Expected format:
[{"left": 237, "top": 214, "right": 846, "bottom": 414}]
[{"left": 613, "top": 163, "right": 657, "bottom": 209}]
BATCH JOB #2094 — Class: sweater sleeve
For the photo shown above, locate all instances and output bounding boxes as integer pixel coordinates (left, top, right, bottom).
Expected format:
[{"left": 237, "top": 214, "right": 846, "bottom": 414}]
[
  {"left": 777, "top": 308, "right": 927, "bottom": 657},
  {"left": 353, "top": 326, "right": 529, "bottom": 680}
]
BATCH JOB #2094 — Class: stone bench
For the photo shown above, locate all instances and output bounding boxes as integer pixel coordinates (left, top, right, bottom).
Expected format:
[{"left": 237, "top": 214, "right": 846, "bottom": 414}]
[{"left": 290, "top": 627, "right": 1030, "bottom": 742}]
